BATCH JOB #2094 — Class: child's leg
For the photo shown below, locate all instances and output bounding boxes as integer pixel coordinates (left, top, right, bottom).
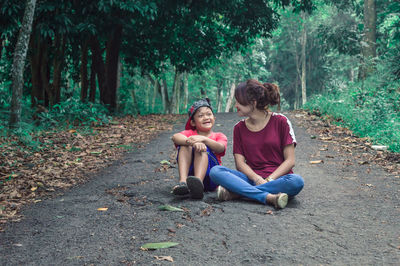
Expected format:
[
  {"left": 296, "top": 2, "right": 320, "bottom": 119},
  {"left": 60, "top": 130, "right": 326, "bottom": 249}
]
[
  {"left": 192, "top": 150, "right": 208, "bottom": 182},
  {"left": 177, "top": 146, "right": 193, "bottom": 183}
]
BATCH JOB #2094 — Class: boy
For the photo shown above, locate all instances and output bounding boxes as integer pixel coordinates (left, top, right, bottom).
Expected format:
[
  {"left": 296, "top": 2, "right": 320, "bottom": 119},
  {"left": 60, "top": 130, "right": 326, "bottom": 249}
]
[{"left": 171, "top": 98, "right": 227, "bottom": 199}]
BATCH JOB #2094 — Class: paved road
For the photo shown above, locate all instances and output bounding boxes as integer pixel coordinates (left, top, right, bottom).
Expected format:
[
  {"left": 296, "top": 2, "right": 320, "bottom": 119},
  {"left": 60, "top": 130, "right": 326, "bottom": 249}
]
[{"left": 0, "top": 112, "right": 399, "bottom": 265}]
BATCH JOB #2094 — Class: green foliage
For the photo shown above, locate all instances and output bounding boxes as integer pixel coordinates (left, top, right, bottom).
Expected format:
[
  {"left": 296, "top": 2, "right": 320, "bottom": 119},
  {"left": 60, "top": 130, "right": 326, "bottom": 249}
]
[
  {"left": 1, "top": 84, "right": 111, "bottom": 150},
  {"left": 305, "top": 66, "right": 400, "bottom": 152},
  {"left": 39, "top": 98, "right": 111, "bottom": 127}
]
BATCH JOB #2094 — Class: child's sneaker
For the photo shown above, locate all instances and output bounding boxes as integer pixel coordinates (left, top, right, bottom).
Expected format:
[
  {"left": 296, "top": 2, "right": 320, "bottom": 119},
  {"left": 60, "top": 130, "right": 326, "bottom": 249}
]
[
  {"left": 216, "top": 186, "right": 240, "bottom": 201},
  {"left": 171, "top": 182, "right": 189, "bottom": 195}
]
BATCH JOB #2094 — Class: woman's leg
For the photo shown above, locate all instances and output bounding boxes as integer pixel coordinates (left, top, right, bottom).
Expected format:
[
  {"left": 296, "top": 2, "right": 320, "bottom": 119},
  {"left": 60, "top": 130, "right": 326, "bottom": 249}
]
[
  {"left": 210, "top": 166, "right": 268, "bottom": 204},
  {"left": 257, "top": 174, "right": 304, "bottom": 197}
]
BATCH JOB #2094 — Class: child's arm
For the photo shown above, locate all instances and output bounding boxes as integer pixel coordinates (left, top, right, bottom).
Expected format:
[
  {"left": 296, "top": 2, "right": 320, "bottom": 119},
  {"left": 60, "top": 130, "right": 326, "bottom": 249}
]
[
  {"left": 187, "top": 135, "right": 225, "bottom": 154},
  {"left": 171, "top": 133, "right": 190, "bottom": 146}
]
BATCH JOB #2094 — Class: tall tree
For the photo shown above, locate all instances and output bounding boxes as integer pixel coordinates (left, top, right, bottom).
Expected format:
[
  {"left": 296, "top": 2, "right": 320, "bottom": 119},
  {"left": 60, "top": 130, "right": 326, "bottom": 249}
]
[
  {"left": 360, "top": 0, "right": 377, "bottom": 79},
  {"left": 301, "top": 11, "right": 308, "bottom": 105},
  {"left": 9, "top": 0, "right": 37, "bottom": 129}
]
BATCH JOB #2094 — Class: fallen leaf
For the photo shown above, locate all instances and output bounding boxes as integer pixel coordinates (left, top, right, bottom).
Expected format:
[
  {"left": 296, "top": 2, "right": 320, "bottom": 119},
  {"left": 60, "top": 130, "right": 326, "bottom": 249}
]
[
  {"left": 266, "top": 210, "right": 274, "bottom": 215},
  {"left": 158, "top": 204, "right": 184, "bottom": 212},
  {"left": 141, "top": 242, "right": 179, "bottom": 250},
  {"left": 154, "top": 256, "right": 174, "bottom": 262},
  {"left": 97, "top": 207, "right": 108, "bottom": 211},
  {"left": 31, "top": 187, "right": 38, "bottom": 192},
  {"left": 200, "top": 205, "right": 214, "bottom": 216},
  {"left": 160, "top": 160, "right": 170, "bottom": 165},
  {"left": 309, "top": 160, "right": 324, "bottom": 164}
]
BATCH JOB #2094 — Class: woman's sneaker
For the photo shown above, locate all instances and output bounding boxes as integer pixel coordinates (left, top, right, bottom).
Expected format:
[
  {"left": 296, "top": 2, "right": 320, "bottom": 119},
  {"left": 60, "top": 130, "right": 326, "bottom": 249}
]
[
  {"left": 274, "top": 193, "right": 288, "bottom": 209},
  {"left": 216, "top": 186, "right": 240, "bottom": 201}
]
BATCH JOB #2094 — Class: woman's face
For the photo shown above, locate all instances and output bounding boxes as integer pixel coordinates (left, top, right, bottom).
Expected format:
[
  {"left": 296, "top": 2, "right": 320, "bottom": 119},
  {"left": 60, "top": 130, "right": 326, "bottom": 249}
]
[{"left": 234, "top": 100, "right": 254, "bottom": 117}]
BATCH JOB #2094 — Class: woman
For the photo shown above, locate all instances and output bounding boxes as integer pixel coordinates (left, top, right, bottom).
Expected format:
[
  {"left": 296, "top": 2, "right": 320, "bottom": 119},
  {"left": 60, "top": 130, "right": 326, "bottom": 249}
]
[{"left": 209, "top": 79, "right": 304, "bottom": 209}]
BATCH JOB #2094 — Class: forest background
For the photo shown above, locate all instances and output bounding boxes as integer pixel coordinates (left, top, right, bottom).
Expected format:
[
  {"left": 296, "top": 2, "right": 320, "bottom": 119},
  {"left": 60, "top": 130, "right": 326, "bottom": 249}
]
[{"left": 0, "top": 0, "right": 399, "bottom": 154}]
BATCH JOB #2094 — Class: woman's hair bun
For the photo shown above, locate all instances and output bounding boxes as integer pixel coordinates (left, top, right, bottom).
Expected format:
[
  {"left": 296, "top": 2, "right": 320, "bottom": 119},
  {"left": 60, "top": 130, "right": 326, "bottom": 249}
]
[{"left": 263, "top": 83, "right": 280, "bottom": 106}]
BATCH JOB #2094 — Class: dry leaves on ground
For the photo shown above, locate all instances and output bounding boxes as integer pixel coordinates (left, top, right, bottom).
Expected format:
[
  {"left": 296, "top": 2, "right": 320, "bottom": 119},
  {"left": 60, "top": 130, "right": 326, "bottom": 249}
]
[
  {"left": 0, "top": 114, "right": 184, "bottom": 231},
  {"left": 294, "top": 110, "right": 400, "bottom": 176}
]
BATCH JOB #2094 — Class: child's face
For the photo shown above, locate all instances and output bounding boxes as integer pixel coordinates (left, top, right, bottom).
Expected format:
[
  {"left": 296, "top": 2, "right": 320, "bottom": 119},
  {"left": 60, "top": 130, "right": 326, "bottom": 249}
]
[{"left": 190, "top": 107, "right": 215, "bottom": 132}]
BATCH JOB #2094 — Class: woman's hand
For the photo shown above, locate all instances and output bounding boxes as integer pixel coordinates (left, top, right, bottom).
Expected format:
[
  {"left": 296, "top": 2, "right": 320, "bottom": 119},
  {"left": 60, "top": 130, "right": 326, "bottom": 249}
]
[{"left": 254, "top": 176, "right": 267, "bottom": 186}]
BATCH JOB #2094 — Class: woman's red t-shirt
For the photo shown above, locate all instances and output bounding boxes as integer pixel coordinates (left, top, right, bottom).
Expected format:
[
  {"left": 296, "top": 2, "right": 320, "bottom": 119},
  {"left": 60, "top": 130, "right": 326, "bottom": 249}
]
[{"left": 233, "top": 113, "right": 296, "bottom": 178}]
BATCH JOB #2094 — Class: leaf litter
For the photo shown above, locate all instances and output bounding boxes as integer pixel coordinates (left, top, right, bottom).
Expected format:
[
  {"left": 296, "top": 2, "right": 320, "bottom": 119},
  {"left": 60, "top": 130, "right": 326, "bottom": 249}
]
[
  {"left": 0, "top": 114, "right": 184, "bottom": 231},
  {"left": 295, "top": 110, "right": 400, "bottom": 177}
]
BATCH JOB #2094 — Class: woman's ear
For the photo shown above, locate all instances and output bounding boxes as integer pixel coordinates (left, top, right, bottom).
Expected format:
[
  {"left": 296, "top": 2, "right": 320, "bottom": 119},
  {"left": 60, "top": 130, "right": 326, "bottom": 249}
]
[{"left": 190, "top": 119, "right": 196, "bottom": 128}]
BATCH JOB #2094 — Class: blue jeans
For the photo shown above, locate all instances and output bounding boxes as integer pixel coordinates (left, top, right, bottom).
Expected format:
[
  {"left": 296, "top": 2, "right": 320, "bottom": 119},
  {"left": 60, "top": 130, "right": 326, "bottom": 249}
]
[{"left": 209, "top": 166, "right": 304, "bottom": 204}]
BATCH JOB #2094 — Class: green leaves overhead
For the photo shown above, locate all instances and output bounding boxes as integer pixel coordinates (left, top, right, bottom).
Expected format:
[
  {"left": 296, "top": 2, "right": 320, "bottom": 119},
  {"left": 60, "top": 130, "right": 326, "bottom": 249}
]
[{"left": 122, "top": 0, "right": 314, "bottom": 74}]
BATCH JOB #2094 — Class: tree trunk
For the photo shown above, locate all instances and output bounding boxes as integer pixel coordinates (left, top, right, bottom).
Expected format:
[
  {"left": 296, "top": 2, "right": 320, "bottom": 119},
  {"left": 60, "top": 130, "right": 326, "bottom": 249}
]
[
  {"left": 89, "top": 47, "right": 97, "bottom": 103},
  {"left": 171, "top": 70, "right": 182, "bottom": 114},
  {"left": 216, "top": 80, "right": 223, "bottom": 113},
  {"left": 91, "top": 36, "right": 107, "bottom": 104},
  {"left": 0, "top": 37, "right": 3, "bottom": 60},
  {"left": 146, "top": 74, "right": 157, "bottom": 113},
  {"left": 161, "top": 77, "right": 171, "bottom": 114},
  {"left": 359, "top": 0, "right": 377, "bottom": 80},
  {"left": 104, "top": 25, "right": 123, "bottom": 112},
  {"left": 225, "top": 83, "right": 236, "bottom": 112},
  {"left": 130, "top": 89, "right": 139, "bottom": 115},
  {"left": 294, "top": 78, "right": 300, "bottom": 109},
  {"left": 40, "top": 38, "right": 51, "bottom": 107},
  {"left": 53, "top": 34, "right": 66, "bottom": 105},
  {"left": 9, "top": 0, "right": 37, "bottom": 128},
  {"left": 301, "top": 12, "right": 307, "bottom": 106},
  {"left": 217, "top": 88, "right": 223, "bottom": 113},
  {"left": 30, "top": 32, "right": 45, "bottom": 107},
  {"left": 80, "top": 38, "right": 90, "bottom": 102},
  {"left": 183, "top": 72, "right": 188, "bottom": 112}
]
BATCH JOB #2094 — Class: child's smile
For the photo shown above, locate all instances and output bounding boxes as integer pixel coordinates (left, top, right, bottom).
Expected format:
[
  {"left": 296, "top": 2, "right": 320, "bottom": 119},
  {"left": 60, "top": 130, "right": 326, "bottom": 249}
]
[{"left": 191, "top": 107, "right": 215, "bottom": 132}]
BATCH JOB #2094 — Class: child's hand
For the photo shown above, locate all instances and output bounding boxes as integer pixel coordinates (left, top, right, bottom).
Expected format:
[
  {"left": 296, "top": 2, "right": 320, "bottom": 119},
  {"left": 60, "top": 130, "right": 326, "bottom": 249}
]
[
  {"left": 187, "top": 135, "right": 206, "bottom": 145},
  {"left": 192, "top": 142, "right": 207, "bottom": 152}
]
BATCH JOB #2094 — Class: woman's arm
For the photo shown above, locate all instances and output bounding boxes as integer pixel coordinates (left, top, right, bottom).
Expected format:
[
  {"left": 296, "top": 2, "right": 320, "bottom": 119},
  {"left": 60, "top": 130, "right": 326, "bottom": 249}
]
[
  {"left": 267, "top": 144, "right": 295, "bottom": 181},
  {"left": 234, "top": 153, "right": 265, "bottom": 185}
]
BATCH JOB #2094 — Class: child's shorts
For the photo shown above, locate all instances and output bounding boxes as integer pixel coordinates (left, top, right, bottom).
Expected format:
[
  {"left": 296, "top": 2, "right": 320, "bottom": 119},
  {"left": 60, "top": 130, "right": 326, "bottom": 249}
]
[{"left": 176, "top": 146, "right": 219, "bottom": 192}]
